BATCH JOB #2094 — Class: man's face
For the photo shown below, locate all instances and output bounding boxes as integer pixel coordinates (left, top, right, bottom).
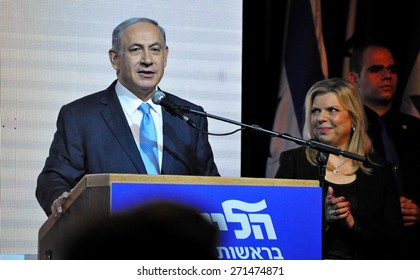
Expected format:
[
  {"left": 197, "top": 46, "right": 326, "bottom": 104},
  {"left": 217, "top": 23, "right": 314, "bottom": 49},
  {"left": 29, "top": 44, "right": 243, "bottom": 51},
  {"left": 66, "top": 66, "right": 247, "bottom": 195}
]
[
  {"left": 357, "top": 47, "right": 398, "bottom": 107},
  {"left": 110, "top": 22, "right": 168, "bottom": 100}
]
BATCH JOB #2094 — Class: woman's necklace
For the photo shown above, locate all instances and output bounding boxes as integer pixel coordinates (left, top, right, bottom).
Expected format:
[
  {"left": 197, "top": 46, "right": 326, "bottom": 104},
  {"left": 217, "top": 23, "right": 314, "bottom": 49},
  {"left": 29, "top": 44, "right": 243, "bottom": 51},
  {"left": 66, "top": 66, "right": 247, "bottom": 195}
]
[{"left": 332, "top": 156, "right": 345, "bottom": 175}]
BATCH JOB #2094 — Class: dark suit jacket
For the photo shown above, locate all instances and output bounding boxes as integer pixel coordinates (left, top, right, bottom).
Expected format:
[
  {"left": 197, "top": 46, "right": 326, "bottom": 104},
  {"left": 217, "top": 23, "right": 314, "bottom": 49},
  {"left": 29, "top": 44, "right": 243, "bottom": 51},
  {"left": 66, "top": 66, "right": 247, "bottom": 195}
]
[
  {"left": 36, "top": 80, "right": 219, "bottom": 216},
  {"left": 364, "top": 105, "right": 420, "bottom": 259},
  {"left": 276, "top": 147, "right": 404, "bottom": 259}
]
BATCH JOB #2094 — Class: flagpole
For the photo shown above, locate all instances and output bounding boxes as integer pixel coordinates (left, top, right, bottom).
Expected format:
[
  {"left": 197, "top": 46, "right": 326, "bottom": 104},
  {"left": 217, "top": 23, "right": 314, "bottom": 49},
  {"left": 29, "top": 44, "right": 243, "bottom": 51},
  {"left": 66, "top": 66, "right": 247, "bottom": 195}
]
[{"left": 342, "top": 0, "right": 358, "bottom": 78}]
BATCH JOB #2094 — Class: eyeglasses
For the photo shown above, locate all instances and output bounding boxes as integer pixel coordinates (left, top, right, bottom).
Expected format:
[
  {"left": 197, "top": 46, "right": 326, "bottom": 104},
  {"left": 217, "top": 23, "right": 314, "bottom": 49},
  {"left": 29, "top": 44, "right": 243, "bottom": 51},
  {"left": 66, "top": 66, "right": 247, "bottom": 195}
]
[{"left": 367, "top": 65, "right": 397, "bottom": 75}]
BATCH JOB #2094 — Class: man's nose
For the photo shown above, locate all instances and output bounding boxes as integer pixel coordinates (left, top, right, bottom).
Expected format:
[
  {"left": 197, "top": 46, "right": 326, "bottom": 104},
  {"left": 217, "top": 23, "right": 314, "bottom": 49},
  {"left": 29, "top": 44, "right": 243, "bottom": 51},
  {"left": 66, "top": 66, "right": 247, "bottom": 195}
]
[
  {"left": 141, "top": 50, "right": 152, "bottom": 65},
  {"left": 381, "top": 67, "right": 396, "bottom": 79}
]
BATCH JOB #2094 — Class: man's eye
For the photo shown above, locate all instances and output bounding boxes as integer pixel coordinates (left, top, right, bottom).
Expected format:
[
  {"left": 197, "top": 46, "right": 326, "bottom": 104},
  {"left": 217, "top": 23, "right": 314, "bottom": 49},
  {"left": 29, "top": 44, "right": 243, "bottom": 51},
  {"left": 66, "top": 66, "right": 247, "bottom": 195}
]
[
  {"left": 367, "top": 65, "right": 397, "bottom": 74},
  {"left": 368, "top": 65, "right": 383, "bottom": 73},
  {"left": 387, "top": 66, "right": 397, "bottom": 73},
  {"left": 151, "top": 47, "right": 161, "bottom": 53}
]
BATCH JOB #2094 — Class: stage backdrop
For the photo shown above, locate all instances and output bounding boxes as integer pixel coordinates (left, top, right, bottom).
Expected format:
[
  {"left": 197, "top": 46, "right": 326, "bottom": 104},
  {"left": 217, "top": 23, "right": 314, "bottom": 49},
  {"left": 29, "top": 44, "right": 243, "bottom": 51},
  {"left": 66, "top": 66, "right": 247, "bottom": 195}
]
[{"left": 0, "top": 0, "right": 242, "bottom": 255}]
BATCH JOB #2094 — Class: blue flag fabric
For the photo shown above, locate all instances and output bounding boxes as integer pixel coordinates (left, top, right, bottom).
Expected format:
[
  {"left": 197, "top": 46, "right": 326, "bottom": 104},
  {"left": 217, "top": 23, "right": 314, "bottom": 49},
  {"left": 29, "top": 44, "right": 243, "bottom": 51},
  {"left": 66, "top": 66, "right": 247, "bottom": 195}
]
[{"left": 266, "top": 0, "right": 328, "bottom": 178}]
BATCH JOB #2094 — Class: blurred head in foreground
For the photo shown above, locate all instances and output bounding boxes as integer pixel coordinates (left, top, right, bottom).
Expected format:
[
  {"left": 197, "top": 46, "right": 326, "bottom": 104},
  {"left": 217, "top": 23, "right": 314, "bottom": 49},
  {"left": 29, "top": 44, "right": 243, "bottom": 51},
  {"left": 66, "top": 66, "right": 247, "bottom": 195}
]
[{"left": 64, "top": 200, "right": 219, "bottom": 260}]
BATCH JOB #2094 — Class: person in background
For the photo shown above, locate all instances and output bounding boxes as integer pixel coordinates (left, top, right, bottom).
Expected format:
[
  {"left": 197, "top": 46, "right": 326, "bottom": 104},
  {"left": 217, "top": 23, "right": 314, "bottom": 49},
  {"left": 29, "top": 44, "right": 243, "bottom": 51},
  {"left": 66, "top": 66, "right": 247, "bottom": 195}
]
[
  {"left": 63, "top": 200, "right": 219, "bottom": 260},
  {"left": 275, "top": 78, "right": 404, "bottom": 259},
  {"left": 348, "top": 44, "right": 420, "bottom": 259},
  {"left": 36, "top": 17, "right": 219, "bottom": 217}
]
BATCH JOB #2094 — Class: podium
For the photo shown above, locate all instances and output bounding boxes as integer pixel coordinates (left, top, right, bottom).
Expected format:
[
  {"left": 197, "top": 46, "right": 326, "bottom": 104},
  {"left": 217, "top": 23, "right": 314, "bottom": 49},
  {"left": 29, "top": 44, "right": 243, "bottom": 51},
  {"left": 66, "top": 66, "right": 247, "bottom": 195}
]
[{"left": 38, "top": 174, "right": 321, "bottom": 260}]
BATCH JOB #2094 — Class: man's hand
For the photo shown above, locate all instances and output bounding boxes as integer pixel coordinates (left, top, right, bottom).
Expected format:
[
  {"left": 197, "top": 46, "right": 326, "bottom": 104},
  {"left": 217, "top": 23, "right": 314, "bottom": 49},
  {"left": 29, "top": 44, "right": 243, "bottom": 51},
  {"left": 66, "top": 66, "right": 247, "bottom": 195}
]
[
  {"left": 51, "top": 191, "right": 69, "bottom": 218},
  {"left": 400, "top": 196, "right": 420, "bottom": 227}
]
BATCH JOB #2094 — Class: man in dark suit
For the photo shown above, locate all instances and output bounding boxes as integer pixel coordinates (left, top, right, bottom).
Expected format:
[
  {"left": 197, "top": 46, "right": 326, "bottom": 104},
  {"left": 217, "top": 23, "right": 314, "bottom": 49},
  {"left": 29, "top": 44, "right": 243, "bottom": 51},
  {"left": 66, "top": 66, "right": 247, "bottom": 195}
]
[
  {"left": 36, "top": 17, "right": 219, "bottom": 217},
  {"left": 348, "top": 43, "right": 420, "bottom": 259}
]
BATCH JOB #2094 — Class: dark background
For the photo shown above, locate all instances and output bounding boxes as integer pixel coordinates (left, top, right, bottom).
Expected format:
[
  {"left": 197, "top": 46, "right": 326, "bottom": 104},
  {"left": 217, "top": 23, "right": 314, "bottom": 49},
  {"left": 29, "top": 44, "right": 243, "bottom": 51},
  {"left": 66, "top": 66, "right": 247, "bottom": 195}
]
[{"left": 241, "top": 0, "right": 420, "bottom": 178}]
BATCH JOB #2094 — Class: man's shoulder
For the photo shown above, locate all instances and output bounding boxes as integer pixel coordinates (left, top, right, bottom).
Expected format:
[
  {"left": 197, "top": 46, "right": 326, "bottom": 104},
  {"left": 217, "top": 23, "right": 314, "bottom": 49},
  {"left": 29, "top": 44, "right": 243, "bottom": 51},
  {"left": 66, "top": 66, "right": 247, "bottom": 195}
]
[
  {"left": 65, "top": 81, "right": 117, "bottom": 108},
  {"left": 388, "top": 111, "right": 420, "bottom": 138},
  {"left": 397, "top": 111, "right": 420, "bottom": 127}
]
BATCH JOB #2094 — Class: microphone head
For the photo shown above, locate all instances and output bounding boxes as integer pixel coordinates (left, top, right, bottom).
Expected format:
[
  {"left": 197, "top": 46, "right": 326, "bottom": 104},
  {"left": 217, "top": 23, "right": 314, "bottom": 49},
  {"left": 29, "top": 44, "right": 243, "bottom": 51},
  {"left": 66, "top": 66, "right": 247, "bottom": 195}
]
[{"left": 152, "top": 90, "right": 166, "bottom": 105}]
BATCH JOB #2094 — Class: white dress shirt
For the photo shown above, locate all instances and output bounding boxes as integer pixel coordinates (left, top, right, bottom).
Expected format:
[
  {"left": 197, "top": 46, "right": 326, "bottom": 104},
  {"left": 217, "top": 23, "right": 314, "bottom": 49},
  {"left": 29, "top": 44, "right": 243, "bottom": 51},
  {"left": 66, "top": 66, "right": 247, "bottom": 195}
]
[{"left": 115, "top": 81, "right": 163, "bottom": 171}]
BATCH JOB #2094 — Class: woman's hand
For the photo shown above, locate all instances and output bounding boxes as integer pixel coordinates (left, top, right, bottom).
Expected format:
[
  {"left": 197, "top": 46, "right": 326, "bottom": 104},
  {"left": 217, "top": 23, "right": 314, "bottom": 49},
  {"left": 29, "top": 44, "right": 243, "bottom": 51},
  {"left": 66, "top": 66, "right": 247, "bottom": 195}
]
[{"left": 326, "top": 186, "right": 354, "bottom": 228}]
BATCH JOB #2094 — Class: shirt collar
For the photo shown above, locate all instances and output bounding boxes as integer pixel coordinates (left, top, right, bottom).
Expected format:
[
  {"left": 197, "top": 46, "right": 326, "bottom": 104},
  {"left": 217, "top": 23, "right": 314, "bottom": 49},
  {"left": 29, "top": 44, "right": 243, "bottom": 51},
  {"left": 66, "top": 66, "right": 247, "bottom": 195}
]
[{"left": 115, "top": 81, "right": 161, "bottom": 116}]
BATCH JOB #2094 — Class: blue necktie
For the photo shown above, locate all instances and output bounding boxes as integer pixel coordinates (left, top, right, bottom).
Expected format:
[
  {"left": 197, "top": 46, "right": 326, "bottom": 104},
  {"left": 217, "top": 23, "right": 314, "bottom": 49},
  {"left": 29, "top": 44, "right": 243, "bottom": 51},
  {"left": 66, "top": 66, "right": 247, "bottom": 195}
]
[
  {"left": 378, "top": 117, "right": 398, "bottom": 165},
  {"left": 139, "top": 103, "right": 159, "bottom": 174}
]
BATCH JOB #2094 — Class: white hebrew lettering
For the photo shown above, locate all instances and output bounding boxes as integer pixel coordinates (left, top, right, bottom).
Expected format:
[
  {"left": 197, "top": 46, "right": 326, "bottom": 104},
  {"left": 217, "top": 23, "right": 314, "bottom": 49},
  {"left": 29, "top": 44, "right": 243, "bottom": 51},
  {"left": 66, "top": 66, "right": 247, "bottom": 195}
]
[
  {"left": 210, "top": 213, "right": 228, "bottom": 231},
  {"left": 261, "top": 247, "right": 272, "bottom": 259},
  {"left": 216, "top": 246, "right": 284, "bottom": 260},
  {"left": 271, "top": 247, "right": 284, "bottom": 259},
  {"left": 217, "top": 246, "right": 230, "bottom": 259},
  {"left": 201, "top": 213, "right": 211, "bottom": 222},
  {"left": 221, "top": 200, "right": 252, "bottom": 239},
  {"left": 221, "top": 199, "right": 277, "bottom": 240},
  {"left": 249, "top": 213, "right": 277, "bottom": 239},
  {"left": 249, "top": 246, "right": 264, "bottom": 259},
  {"left": 228, "top": 247, "right": 237, "bottom": 258},
  {"left": 235, "top": 247, "right": 250, "bottom": 259}
]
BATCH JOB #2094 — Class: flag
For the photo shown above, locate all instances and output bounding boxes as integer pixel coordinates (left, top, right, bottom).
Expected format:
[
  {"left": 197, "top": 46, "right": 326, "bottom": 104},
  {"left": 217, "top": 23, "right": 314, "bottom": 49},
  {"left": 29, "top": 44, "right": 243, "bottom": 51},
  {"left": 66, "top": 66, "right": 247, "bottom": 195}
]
[
  {"left": 265, "top": 0, "right": 328, "bottom": 178},
  {"left": 342, "top": 0, "right": 358, "bottom": 78},
  {"left": 398, "top": 2, "right": 420, "bottom": 119},
  {"left": 400, "top": 50, "right": 420, "bottom": 119}
]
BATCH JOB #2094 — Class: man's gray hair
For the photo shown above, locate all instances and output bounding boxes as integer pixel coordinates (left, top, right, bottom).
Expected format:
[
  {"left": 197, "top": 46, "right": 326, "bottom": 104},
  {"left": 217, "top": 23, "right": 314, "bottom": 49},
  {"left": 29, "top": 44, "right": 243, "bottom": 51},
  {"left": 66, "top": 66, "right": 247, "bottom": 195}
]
[{"left": 111, "top": 17, "right": 166, "bottom": 53}]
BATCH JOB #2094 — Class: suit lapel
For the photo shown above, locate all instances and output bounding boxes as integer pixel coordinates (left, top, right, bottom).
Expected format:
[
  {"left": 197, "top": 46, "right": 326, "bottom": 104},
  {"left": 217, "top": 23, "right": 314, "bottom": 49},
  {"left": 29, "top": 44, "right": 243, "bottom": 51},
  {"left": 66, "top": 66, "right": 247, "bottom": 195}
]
[
  {"left": 99, "top": 84, "right": 148, "bottom": 174},
  {"left": 161, "top": 109, "right": 179, "bottom": 174}
]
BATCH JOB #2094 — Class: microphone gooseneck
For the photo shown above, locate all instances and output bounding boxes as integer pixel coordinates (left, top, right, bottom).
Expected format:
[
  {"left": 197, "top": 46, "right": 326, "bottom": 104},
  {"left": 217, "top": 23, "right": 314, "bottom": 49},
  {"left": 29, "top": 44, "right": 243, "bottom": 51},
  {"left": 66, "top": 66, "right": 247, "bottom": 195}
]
[{"left": 152, "top": 91, "right": 197, "bottom": 128}]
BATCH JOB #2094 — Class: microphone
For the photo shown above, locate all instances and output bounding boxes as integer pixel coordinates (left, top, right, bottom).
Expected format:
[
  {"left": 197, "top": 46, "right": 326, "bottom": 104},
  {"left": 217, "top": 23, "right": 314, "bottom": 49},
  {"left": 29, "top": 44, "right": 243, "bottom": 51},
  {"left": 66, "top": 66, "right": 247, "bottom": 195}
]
[{"left": 152, "top": 91, "right": 197, "bottom": 128}]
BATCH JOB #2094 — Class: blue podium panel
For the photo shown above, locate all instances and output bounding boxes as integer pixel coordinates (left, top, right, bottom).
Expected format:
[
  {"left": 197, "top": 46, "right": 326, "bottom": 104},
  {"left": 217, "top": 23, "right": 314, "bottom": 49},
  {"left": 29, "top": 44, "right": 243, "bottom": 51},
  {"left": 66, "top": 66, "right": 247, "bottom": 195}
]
[{"left": 110, "top": 182, "right": 322, "bottom": 260}]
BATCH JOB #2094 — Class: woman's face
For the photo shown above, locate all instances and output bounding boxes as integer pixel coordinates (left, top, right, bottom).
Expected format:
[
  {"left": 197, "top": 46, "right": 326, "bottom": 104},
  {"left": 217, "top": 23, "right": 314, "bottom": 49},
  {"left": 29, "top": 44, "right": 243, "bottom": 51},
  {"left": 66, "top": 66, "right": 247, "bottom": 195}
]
[{"left": 310, "top": 92, "right": 353, "bottom": 149}]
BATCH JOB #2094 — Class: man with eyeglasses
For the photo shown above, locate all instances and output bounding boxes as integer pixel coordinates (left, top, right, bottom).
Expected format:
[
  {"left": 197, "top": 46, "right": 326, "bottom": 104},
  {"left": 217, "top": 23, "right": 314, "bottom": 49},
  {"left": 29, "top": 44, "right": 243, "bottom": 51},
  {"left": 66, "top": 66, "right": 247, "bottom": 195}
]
[{"left": 348, "top": 43, "right": 420, "bottom": 259}]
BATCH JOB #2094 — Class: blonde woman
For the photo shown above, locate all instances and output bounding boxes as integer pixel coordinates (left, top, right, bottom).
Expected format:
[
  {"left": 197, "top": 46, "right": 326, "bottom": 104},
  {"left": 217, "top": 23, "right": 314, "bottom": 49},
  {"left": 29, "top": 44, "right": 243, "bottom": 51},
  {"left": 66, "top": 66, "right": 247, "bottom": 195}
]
[{"left": 275, "top": 78, "right": 403, "bottom": 259}]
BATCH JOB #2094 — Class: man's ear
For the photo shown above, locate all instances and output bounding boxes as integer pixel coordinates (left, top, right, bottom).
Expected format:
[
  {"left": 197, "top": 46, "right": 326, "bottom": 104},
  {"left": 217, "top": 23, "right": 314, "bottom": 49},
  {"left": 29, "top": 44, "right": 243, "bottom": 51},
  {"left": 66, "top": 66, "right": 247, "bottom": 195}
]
[
  {"left": 347, "top": 72, "right": 358, "bottom": 84},
  {"left": 163, "top": 46, "right": 169, "bottom": 68},
  {"left": 108, "top": 49, "right": 119, "bottom": 72}
]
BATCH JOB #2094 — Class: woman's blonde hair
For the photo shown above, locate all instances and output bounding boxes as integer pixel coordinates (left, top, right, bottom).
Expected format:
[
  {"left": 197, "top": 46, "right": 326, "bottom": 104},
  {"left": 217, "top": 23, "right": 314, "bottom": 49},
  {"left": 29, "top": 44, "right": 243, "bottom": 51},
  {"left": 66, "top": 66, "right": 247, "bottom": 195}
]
[{"left": 302, "top": 78, "right": 372, "bottom": 174}]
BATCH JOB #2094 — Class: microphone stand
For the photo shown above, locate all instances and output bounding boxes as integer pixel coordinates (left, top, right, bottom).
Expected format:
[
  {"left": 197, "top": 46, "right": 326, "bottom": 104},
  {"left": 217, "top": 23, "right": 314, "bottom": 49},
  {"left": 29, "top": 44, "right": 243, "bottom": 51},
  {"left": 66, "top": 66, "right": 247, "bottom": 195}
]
[
  {"left": 182, "top": 107, "right": 366, "bottom": 161},
  {"left": 316, "top": 150, "right": 328, "bottom": 259},
  {"left": 182, "top": 106, "right": 366, "bottom": 259}
]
